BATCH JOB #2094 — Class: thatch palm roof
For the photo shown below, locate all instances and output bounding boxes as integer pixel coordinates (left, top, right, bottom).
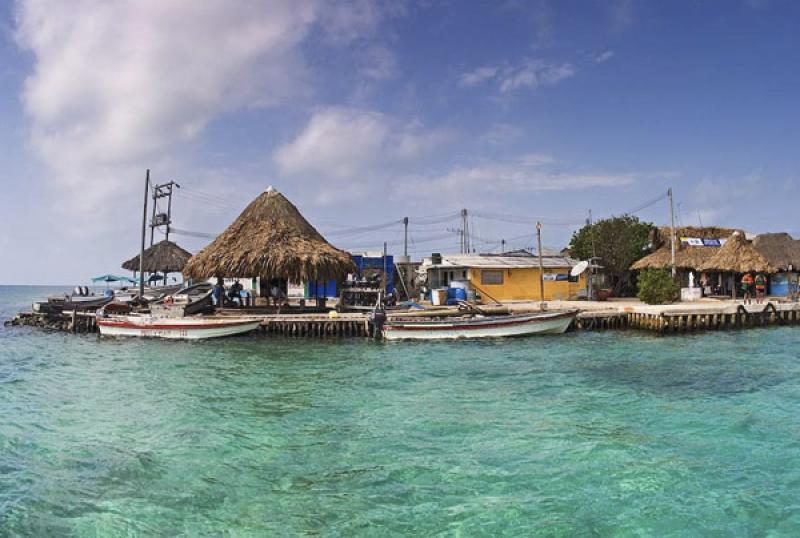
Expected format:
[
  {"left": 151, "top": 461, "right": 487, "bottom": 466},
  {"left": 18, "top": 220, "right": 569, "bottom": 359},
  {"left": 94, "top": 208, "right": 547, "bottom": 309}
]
[
  {"left": 698, "top": 232, "right": 776, "bottom": 273},
  {"left": 752, "top": 233, "right": 800, "bottom": 271},
  {"left": 183, "top": 187, "right": 355, "bottom": 282},
  {"left": 122, "top": 240, "right": 192, "bottom": 273},
  {"left": 631, "top": 226, "right": 737, "bottom": 271}
]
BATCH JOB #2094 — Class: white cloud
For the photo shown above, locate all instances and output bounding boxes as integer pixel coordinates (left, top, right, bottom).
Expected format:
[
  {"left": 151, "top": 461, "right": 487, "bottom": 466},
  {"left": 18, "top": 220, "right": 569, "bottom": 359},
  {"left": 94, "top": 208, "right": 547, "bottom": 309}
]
[
  {"left": 274, "top": 107, "right": 450, "bottom": 196},
  {"left": 411, "top": 154, "right": 635, "bottom": 196},
  {"left": 14, "top": 0, "right": 325, "bottom": 207},
  {"left": 459, "top": 66, "right": 499, "bottom": 87},
  {"left": 595, "top": 50, "right": 615, "bottom": 63},
  {"left": 458, "top": 59, "right": 575, "bottom": 94},
  {"left": 13, "top": 0, "right": 402, "bottom": 215}
]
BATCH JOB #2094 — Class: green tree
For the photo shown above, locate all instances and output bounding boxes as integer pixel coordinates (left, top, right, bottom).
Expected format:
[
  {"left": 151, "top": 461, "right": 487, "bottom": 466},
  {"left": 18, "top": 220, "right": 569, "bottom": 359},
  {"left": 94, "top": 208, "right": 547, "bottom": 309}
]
[
  {"left": 637, "top": 268, "right": 679, "bottom": 305},
  {"left": 569, "top": 215, "right": 654, "bottom": 296}
]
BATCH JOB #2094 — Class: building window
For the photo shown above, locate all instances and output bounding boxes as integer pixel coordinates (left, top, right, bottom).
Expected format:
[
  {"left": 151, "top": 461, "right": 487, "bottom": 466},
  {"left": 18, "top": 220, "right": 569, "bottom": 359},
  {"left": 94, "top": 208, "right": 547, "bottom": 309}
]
[{"left": 481, "top": 270, "right": 504, "bottom": 285}]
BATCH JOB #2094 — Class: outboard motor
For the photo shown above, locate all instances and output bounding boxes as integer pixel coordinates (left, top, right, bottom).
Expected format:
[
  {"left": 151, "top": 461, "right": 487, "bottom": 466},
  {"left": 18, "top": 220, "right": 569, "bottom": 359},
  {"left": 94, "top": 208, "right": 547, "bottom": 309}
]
[
  {"left": 74, "top": 286, "right": 83, "bottom": 297},
  {"left": 369, "top": 309, "right": 387, "bottom": 338}
]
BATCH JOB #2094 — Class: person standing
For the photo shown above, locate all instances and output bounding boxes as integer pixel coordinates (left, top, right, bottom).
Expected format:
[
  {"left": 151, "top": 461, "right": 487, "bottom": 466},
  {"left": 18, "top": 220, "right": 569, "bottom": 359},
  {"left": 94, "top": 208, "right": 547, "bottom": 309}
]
[
  {"left": 754, "top": 273, "right": 767, "bottom": 304},
  {"left": 214, "top": 277, "right": 226, "bottom": 307},
  {"left": 741, "top": 272, "right": 754, "bottom": 305}
]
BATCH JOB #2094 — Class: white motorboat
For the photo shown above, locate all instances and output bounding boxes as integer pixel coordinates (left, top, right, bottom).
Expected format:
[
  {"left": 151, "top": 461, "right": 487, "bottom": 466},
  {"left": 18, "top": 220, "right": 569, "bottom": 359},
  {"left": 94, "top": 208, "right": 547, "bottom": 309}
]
[
  {"left": 96, "top": 314, "right": 261, "bottom": 340},
  {"left": 381, "top": 310, "right": 577, "bottom": 341}
]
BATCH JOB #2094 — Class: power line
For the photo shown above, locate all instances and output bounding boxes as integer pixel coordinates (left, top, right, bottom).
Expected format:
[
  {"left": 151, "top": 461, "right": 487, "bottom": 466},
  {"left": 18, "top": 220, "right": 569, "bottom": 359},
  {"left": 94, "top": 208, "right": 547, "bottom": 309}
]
[
  {"left": 471, "top": 210, "right": 585, "bottom": 226},
  {"left": 622, "top": 191, "right": 669, "bottom": 216}
]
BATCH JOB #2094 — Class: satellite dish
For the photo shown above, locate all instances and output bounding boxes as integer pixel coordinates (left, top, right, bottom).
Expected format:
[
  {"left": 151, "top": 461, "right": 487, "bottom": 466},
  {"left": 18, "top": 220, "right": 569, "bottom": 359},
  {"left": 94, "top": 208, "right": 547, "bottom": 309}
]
[{"left": 570, "top": 260, "right": 589, "bottom": 277}]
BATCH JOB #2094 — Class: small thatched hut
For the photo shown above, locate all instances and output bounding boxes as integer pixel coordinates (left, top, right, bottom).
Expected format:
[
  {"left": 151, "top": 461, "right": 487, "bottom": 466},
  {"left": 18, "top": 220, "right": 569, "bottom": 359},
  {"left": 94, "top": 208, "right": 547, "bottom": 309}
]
[
  {"left": 122, "top": 240, "right": 193, "bottom": 275},
  {"left": 752, "top": 233, "right": 800, "bottom": 296},
  {"left": 698, "top": 232, "right": 776, "bottom": 274},
  {"left": 752, "top": 233, "right": 800, "bottom": 271},
  {"left": 183, "top": 187, "right": 355, "bottom": 289}
]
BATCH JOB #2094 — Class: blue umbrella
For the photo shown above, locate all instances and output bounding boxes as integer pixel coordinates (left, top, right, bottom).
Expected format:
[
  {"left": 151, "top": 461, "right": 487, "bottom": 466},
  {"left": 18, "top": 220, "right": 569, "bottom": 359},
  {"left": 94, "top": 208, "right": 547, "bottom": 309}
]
[{"left": 91, "top": 274, "right": 137, "bottom": 284}]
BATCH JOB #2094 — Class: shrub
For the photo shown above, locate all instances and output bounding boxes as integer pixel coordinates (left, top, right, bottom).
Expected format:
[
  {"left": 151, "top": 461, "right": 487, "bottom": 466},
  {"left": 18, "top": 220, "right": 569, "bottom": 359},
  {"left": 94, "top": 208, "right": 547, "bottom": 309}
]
[{"left": 637, "top": 269, "right": 678, "bottom": 305}]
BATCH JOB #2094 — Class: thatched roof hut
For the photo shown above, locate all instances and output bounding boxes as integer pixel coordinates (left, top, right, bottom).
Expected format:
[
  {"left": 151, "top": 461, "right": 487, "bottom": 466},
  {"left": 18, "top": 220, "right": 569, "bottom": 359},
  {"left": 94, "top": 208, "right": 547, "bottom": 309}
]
[
  {"left": 183, "top": 187, "right": 355, "bottom": 282},
  {"left": 698, "top": 232, "right": 776, "bottom": 273},
  {"left": 631, "top": 226, "right": 736, "bottom": 271},
  {"left": 752, "top": 233, "right": 800, "bottom": 271},
  {"left": 122, "top": 240, "right": 193, "bottom": 274}
]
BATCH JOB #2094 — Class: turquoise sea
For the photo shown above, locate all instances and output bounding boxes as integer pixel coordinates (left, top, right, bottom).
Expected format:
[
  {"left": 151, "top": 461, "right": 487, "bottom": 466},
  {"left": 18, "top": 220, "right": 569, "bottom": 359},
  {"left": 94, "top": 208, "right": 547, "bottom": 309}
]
[{"left": 1, "top": 285, "right": 799, "bottom": 536}]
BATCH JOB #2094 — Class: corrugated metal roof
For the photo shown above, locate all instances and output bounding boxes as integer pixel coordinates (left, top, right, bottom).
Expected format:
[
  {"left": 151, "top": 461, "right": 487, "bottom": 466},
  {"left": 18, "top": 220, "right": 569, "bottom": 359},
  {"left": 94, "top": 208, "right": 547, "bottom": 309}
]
[{"left": 427, "top": 254, "right": 579, "bottom": 269}]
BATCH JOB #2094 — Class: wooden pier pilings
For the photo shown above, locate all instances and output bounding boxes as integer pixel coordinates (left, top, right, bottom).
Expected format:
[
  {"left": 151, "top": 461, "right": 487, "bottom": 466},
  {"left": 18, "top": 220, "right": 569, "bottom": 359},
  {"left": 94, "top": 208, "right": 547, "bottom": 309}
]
[
  {"left": 258, "top": 316, "right": 375, "bottom": 338},
  {"left": 576, "top": 302, "right": 800, "bottom": 334}
]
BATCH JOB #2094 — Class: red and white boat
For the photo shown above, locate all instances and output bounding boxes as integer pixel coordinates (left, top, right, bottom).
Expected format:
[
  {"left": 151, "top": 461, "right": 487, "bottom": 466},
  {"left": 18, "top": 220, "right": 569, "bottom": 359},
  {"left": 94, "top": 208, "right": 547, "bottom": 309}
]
[
  {"left": 382, "top": 310, "right": 577, "bottom": 341},
  {"left": 96, "top": 314, "right": 261, "bottom": 340}
]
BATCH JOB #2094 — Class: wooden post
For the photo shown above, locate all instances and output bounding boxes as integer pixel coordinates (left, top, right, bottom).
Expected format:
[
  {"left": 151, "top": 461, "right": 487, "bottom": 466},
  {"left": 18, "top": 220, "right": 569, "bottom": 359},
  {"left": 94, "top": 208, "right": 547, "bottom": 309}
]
[
  {"left": 139, "top": 169, "right": 150, "bottom": 298},
  {"left": 536, "top": 222, "right": 545, "bottom": 304},
  {"left": 668, "top": 187, "right": 676, "bottom": 278}
]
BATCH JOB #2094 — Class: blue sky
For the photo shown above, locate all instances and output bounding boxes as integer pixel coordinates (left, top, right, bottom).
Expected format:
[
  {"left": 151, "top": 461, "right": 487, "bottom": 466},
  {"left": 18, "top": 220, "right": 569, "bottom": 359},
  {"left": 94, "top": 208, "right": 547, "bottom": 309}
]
[{"left": 0, "top": 0, "right": 798, "bottom": 284}]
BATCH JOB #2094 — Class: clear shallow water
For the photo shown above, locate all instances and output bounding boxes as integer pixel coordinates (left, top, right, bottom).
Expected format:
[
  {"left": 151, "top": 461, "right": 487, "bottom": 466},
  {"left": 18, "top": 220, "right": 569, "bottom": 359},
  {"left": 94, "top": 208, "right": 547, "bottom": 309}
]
[{"left": 2, "top": 285, "right": 800, "bottom": 536}]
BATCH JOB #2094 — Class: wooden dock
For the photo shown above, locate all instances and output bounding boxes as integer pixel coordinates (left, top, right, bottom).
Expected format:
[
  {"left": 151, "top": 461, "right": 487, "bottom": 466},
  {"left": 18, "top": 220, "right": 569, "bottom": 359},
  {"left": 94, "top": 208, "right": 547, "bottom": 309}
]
[
  {"left": 6, "top": 300, "right": 800, "bottom": 337},
  {"left": 574, "top": 301, "right": 800, "bottom": 333}
]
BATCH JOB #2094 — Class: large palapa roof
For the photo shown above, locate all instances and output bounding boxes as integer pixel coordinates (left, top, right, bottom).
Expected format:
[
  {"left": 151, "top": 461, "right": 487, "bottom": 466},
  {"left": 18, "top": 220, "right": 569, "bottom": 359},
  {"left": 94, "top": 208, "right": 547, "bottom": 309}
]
[
  {"left": 122, "top": 240, "right": 192, "bottom": 273},
  {"left": 183, "top": 187, "right": 355, "bottom": 282},
  {"left": 698, "top": 231, "right": 776, "bottom": 273},
  {"left": 631, "top": 226, "right": 736, "bottom": 270}
]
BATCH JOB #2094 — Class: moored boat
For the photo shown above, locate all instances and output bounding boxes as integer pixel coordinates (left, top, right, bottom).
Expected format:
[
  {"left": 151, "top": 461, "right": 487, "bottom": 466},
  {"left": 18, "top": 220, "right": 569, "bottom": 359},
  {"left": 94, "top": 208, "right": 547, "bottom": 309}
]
[
  {"left": 381, "top": 310, "right": 577, "bottom": 340},
  {"left": 150, "top": 282, "right": 214, "bottom": 317},
  {"left": 33, "top": 293, "right": 112, "bottom": 314},
  {"left": 96, "top": 314, "right": 261, "bottom": 339}
]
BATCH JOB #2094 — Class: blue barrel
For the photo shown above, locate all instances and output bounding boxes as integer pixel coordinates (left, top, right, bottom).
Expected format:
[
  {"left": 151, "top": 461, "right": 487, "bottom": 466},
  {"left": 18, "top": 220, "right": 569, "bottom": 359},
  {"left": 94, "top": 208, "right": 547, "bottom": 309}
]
[
  {"left": 449, "top": 287, "right": 466, "bottom": 301},
  {"left": 770, "top": 273, "right": 789, "bottom": 296}
]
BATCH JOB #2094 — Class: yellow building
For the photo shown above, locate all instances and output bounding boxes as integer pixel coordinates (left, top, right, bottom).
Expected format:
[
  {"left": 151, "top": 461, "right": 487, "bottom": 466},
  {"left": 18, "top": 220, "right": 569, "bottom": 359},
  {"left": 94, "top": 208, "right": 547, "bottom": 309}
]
[{"left": 425, "top": 252, "right": 587, "bottom": 302}]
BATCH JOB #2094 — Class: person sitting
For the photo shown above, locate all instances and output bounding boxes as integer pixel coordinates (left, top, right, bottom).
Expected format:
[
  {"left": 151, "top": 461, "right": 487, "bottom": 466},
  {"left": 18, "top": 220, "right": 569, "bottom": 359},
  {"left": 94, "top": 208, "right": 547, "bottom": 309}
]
[
  {"left": 227, "top": 280, "right": 244, "bottom": 306},
  {"left": 270, "top": 284, "right": 286, "bottom": 307}
]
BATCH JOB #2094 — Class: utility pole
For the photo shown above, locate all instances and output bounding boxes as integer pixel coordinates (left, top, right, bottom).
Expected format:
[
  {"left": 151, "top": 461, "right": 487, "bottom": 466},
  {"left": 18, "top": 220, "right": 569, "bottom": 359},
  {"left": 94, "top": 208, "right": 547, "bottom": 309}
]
[
  {"left": 139, "top": 170, "right": 150, "bottom": 297},
  {"left": 668, "top": 187, "right": 676, "bottom": 278},
  {"left": 149, "top": 181, "right": 180, "bottom": 245},
  {"left": 537, "top": 222, "right": 545, "bottom": 305},
  {"left": 585, "top": 212, "right": 592, "bottom": 301},
  {"left": 403, "top": 217, "right": 409, "bottom": 258},
  {"left": 460, "top": 208, "right": 469, "bottom": 254},
  {"left": 382, "top": 241, "right": 388, "bottom": 296}
]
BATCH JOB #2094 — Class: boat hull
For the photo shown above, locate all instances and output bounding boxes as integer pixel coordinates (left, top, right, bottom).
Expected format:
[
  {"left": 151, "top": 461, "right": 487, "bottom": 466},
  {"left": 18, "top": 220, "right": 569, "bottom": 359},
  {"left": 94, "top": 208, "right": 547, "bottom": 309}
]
[
  {"left": 382, "top": 311, "right": 576, "bottom": 341},
  {"left": 97, "top": 316, "right": 261, "bottom": 340}
]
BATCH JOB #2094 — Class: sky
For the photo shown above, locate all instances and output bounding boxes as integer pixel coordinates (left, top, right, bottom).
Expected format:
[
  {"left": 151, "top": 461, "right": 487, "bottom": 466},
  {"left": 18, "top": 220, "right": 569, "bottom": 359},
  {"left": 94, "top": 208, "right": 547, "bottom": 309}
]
[{"left": 0, "top": 0, "right": 798, "bottom": 284}]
